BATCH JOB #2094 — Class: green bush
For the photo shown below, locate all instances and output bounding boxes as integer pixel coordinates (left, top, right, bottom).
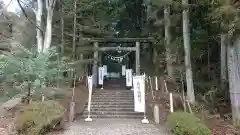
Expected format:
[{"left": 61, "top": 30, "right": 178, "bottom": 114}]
[
  {"left": 15, "top": 101, "right": 65, "bottom": 135},
  {"left": 31, "top": 87, "right": 68, "bottom": 101},
  {"left": 167, "top": 112, "right": 212, "bottom": 135}
]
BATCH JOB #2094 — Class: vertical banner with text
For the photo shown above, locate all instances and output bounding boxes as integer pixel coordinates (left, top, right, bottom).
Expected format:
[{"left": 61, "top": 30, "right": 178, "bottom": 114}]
[
  {"left": 87, "top": 76, "right": 93, "bottom": 112},
  {"left": 133, "top": 75, "right": 145, "bottom": 112},
  {"left": 126, "top": 69, "right": 132, "bottom": 87},
  {"left": 103, "top": 65, "right": 107, "bottom": 76},
  {"left": 122, "top": 65, "right": 126, "bottom": 76},
  {"left": 98, "top": 67, "right": 104, "bottom": 85}
]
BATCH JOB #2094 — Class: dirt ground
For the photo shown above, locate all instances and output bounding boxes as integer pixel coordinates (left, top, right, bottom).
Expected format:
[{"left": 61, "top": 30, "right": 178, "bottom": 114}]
[
  {"left": 204, "top": 117, "right": 240, "bottom": 135},
  {"left": 146, "top": 90, "right": 240, "bottom": 135},
  {"left": 0, "top": 116, "right": 15, "bottom": 135},
  {"left": 0, "top": 103, "right": 21, "bottom": 135}
]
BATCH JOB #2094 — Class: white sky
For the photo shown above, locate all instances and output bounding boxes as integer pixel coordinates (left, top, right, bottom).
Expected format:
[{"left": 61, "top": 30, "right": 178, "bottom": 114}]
[{"left": 1, "top": 0, "right": 19, "bottom": 13}]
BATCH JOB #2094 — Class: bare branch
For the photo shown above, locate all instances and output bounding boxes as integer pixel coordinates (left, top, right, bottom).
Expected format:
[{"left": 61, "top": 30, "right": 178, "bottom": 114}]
[{"left": 17, "top": 0, "right": 44, "bottom": 35}]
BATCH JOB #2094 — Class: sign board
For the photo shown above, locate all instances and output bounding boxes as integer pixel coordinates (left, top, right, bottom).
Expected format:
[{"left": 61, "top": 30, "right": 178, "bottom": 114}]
[
  {"left": 133, "top": 75, "right": 145, "bottom": 112},
  {"left": 98, "top": 67, "right": 104, "bottom": 85},
  {"left": 126, "top": 69, "right": 132, "bottom": 87}
]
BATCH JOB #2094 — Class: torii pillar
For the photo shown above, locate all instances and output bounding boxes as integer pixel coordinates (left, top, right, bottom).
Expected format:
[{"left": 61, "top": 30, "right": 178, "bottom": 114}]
[
  {"left": 92, "top": 42, "right": 99, "bottom": 86},
  {"left": 135, "top": 41, "right": 140, "bottom": 75}
]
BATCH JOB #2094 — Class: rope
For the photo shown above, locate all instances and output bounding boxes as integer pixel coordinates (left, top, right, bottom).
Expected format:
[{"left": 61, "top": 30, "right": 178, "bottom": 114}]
[
  {"left": 103, "top": 51, "right": 132, "bottom": 59},
  {"left": 102, "top": 51, "right": 132, "bottom": 64}
]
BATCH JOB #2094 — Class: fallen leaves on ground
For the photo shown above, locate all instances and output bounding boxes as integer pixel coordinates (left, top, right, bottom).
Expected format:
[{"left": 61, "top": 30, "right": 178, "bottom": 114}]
[
  {"left": 0, "top": 116, "right": 15, "bottom": 135},
  {"left": 205, "top": 118, "right": 240, "bottom": 135}
]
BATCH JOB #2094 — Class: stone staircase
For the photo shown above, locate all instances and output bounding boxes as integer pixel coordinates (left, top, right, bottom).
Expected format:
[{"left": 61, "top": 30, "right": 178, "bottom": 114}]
[{"left": 81, "top": 89, "right": 144, "bottom": 119}]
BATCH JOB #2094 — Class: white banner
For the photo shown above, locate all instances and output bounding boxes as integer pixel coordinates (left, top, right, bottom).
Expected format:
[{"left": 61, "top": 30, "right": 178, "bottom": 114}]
[
  {"left": 122, "top": 65, "right": 126, "bottom": 76},
  {"left": 103, "top": 65, "right": 107, "bottom": 76},
  {"left": 98, "top": 67, "right": 104, "bottom": 85},
  {"left": 155, "top": 76, "right": 158, "bottom": 90},
  {"left": 126, "top": 69, "right": 132, "bottom": 87},
  {"left": 87, "top": 76, "right": 93, "bottom": 112},
  {"left": 133, "top": 75, "right": 145, "bottom": 112}
]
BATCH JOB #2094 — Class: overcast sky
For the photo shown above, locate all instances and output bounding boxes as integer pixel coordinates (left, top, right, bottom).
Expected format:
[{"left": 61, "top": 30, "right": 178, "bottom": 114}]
[{"left": 2, "top": 0, "right": 19, "bottom": 12}]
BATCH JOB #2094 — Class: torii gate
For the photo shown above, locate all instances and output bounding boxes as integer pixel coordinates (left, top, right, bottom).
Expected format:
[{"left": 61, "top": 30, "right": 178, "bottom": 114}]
[{"left": 87, "top": 37, "right": 153, "bottom": 86}]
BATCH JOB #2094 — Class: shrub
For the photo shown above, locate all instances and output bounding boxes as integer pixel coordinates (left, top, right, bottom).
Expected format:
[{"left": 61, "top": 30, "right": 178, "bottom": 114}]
[
  {"left": 167, "top": 112, "right": 212, "bottom": 135},
  {"left": 31, "top": 87, "right": 69, "bottom": 101},
  {"left": 15, "top": 101, "right": 65, "bottom": 135}
]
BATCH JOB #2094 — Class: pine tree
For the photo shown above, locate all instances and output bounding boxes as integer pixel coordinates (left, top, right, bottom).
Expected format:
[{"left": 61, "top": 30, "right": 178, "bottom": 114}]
[{"left": 0, "top": 45, "right": 67, "bottom": 103}]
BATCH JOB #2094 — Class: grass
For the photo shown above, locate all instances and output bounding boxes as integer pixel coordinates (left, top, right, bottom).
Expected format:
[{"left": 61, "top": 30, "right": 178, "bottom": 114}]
[
  {"left": 15, "top": 101, "right": 65, "bottom": 135},
  {"left": 167, "top": 111, "right": 212, "bottom": 135}
]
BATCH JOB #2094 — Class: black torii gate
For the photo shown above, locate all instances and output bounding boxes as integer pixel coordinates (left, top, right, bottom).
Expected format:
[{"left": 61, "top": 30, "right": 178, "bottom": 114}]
[{"left": 87, "top": 37, "right": 153, "bottom": 86}]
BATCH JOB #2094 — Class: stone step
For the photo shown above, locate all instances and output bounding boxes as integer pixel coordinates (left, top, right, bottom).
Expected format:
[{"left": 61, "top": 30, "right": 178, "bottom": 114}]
[
  {"left": 92, "top": 93, "right": 133, "bottom": 96},
  {"left": 92, "top": 95, "right": 133, "bottom": 98},
  {"left": 92, "top": 94, "right": 134, "bottom": 97},
  {"left": 90, "top": 102, "right": 134, "bottom": 105},
  {"left": 87, "top": 104, "right": 135, "bottom": 108},
  {"left": 93, "top": 91, "right": 133, "bottom": 95},
  {"left": 79, "top": 114, "right": 144, "bottom": 119},
  {"left": 93, "top": 93, "right": 134, "bottom": 96},
  {"left": 85, "top": 107, "right": 135, "bottom": 112},
  {"left": 94, "top": 89, "right": 131, "bottom": 92},
  {"left": 91, "top": 99, "right": 134, "bottom": 102},
  {"left": 92, "top": 99, "right": 134, "bottom": 101},
  {"left": 93, "top": 90, "right": 133, "bottom": 93},
  {"left": 91, "top": 97, "right": 134, "bottom": 100},
  {"left": 82, "top": 111, "right": 144, "bottom": 116},
  {"left": 93, "top": 91, "right": 133, "bottom": 94}
]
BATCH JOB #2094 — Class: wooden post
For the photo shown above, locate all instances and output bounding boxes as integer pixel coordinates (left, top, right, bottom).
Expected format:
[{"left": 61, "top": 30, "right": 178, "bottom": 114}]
[
  {"left": 154, "top": 104, "right": 160, "bottom": 124},
  {"left": 93, "top": 42, "right": 99, "bottom": 86},
  {"left": 170, "top": 93, "right": 173, "bottom": 113},
  {"left": 69, "top": 75, "right": 76, "bottom": 122},
  {"left": 135, "top": 41, "right": 140, "bottom": 75},
  {"left": 41, "top": 93, "right": 45, "bottom": 102}
]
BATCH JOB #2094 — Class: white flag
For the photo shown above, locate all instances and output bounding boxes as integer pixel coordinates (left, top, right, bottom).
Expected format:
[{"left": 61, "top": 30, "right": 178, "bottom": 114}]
[
  {"left": 120, "top": 57, "right": 123, "bottom": 62},
  {"left": 133, "top": 75, "right": 145, "bottom": 112},
  {"left": 122, "top": 65, "right": 126, "bottom": 76},
  {"left": 87, "top": 76, "right": 93, "bottom": 112},
  {"left": 103, "top": 65, "right": 107, "bottom": 76},
  {"left": 126, "top": 69, "right": 132, "bottom": 87},
  {"left": 98, "top": 67, "right": 104, "bottom": 85},
  {"left": 155, "top": 76, "right": 158, "bottom": 90}
]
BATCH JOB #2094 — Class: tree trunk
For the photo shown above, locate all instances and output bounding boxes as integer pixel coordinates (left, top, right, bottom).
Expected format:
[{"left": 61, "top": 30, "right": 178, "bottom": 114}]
[
  {"left": 182, "top": 0, "right": 195, "bottom": 103},
  {"left": 43, "top": 0, "right": 56, "bottom": 52},
  {"left": 221, "top": 33, "right": 227, "bottom": 81},
  {"left": 153, "top": 48, "right": 158, "bottom": 74},
  {"left": 164, "top": 5, "right": 174, "bottom": 80},
  {"left": 72, "top": 0, "right": 77, "bottom": 60},
  {"left": 43, "top": 13, "right": 53, "bottom": 51},
  {"left": 36, "top": 0, "right": 43, "bottom": 53},
  {"left": 228, "top": 38, "right": 240, "bottom": 127},
  {"left": 61, "top": 0, "right": 64, "bottom": 54},
  {"left": 27, "top": 82, "right": 31, "bottom": 104},
  {"left": 78, "top": 27, "right": 85, "bottom": 75}
]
